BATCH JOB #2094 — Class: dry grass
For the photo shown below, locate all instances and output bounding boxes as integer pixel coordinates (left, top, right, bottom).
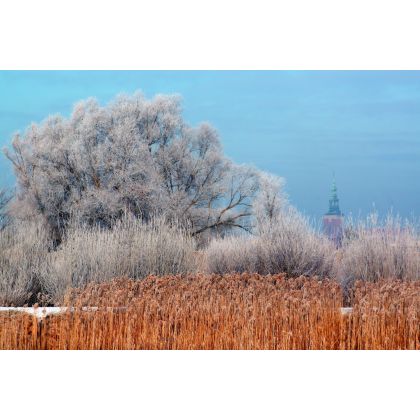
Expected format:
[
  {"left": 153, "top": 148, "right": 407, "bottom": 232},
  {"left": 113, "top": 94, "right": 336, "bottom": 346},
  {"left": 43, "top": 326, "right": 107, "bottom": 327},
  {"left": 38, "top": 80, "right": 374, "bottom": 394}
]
[{"left": 1, "top": 275, "right": 418, "bottom": 350}]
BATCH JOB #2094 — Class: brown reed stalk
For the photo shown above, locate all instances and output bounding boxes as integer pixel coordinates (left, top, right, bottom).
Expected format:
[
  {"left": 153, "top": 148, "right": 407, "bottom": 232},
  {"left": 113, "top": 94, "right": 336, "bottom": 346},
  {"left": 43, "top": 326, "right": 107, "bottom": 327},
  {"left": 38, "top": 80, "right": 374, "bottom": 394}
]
[{"left": 0, "top": 275, "right": 418, "bottom": 350}]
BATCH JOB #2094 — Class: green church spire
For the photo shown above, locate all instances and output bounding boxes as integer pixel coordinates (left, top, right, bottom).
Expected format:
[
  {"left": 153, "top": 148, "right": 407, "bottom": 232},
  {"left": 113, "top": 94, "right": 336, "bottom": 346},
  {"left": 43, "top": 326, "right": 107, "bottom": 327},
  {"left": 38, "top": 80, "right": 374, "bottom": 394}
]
[{"left": 326, "top": 176, "right": 342, "bottom": 216}]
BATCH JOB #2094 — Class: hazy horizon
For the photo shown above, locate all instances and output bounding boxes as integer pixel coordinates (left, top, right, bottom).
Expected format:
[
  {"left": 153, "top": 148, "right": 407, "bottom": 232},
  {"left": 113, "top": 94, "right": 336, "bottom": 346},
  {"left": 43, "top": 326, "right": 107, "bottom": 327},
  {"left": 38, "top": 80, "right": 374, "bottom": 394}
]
[{"left": 1, "top": 70, "right": 420, "bottom": 220}]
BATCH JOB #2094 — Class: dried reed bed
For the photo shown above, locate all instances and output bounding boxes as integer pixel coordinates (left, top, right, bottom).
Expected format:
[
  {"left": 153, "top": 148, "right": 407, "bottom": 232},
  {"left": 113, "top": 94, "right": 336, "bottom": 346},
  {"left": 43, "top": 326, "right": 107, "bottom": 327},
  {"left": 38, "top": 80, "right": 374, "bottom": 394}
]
[
  {"left": 344, "top": 280, "right": 420, "bottom": 350},
  {"left": 0, "top": 275, "right": 419, "bottom": 350}
]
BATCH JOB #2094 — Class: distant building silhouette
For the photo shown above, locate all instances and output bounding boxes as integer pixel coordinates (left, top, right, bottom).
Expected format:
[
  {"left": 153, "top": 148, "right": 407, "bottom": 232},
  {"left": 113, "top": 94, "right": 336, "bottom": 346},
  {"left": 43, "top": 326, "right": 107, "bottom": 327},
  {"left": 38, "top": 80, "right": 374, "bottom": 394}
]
[{"left": 323, "top": 178, "right": 344, "bottom": 247}]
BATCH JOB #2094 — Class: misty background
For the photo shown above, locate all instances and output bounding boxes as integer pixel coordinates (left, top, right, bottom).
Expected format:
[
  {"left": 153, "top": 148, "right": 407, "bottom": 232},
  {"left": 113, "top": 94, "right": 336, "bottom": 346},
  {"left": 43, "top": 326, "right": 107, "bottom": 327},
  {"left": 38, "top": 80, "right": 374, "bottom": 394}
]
[{"left": 1, "top": 70, "right": 420, "bottom": 220}]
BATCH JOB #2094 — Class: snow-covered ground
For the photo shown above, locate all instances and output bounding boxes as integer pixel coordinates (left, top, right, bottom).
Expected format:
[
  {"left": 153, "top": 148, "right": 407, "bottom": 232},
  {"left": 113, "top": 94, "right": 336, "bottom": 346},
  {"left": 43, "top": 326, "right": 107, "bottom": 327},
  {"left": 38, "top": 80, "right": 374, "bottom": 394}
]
[
  {"left": 0, "top": 307, "right": 99, "bottom": 318},
  {"left": 0, "top": 306, "right": 354, "bottom": 318}
]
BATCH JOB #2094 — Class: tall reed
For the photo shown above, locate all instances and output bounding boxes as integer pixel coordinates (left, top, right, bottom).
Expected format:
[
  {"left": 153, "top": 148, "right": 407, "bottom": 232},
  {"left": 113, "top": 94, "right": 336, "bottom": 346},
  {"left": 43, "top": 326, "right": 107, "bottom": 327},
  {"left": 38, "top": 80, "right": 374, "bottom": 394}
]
[{"left": 1, "top": 275, "right": 417, "bottom": 350}]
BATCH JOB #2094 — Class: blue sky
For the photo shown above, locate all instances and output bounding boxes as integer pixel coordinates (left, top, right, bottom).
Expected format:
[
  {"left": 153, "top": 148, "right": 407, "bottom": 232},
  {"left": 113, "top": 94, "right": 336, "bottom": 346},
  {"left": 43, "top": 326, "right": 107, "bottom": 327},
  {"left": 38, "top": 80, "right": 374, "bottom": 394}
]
[{"left": 1, "top": 71, "right": 420, "bottom": 220}]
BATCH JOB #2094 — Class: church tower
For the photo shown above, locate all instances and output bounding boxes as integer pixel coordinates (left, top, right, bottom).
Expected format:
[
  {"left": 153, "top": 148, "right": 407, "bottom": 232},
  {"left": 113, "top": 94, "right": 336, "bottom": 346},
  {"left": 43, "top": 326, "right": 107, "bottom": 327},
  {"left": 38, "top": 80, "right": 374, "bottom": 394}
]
[{"left": 322, "top": 178, "right": 344, "bottom": 247}]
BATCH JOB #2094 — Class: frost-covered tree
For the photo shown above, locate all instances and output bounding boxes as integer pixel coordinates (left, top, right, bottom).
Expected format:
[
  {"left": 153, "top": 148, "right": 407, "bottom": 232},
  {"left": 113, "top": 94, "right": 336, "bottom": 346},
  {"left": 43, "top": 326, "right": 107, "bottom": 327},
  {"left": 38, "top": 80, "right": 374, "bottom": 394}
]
[
  {"left": 5, "top": 93, "right": 269, "bottom": 241},
  {"left": 253, "top": 172, "right": 287, "bottom": 228}
]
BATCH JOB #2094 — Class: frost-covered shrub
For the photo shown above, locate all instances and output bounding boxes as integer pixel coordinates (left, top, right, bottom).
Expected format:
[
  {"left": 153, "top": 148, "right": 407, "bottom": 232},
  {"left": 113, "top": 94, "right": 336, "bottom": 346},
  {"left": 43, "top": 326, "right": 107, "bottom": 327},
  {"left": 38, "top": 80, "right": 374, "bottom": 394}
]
[
  {"left": 0, "top": 220, "right": 50, "bottom": 306},
  {"left": 0, "top": 189, "right": 11, "bottom": 230},
  {"left": 40, "top": 215, "right": 197, "bottom": 302},
  {"left": 206, "top": 207, "right": 334, "bottom": 277},
  {"left": 338, "top": 215, "right": 420, "bottom": 288}
]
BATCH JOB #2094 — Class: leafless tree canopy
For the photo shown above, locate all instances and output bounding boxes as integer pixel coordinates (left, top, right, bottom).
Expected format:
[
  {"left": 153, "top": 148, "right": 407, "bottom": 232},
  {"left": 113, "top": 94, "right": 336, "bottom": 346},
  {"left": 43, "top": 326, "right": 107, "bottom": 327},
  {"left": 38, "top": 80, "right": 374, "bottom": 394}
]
[{"left": 4, "top": 93, "right": 281, "bottom": 241}]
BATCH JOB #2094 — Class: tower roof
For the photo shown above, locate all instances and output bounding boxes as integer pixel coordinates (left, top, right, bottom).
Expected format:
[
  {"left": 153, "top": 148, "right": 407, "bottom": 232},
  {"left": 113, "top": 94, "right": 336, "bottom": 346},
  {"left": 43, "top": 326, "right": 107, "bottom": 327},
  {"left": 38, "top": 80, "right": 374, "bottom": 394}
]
[{"left": 325, "top": 176, "right": 343, "bottom": 216}]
